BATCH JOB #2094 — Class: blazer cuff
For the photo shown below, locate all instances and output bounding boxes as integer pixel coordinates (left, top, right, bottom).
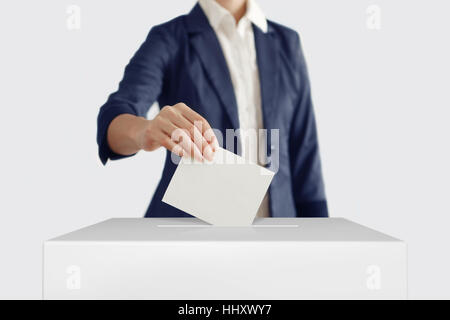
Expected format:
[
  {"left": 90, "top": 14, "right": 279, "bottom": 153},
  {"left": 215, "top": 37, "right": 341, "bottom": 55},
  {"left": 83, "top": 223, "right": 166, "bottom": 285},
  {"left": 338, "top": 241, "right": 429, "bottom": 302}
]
[
  {"left": 296, "top": 200, "right": 329, "bottom": 217},
  {"left": 97, "top": 104, "right": 137, "bottom": 165}
]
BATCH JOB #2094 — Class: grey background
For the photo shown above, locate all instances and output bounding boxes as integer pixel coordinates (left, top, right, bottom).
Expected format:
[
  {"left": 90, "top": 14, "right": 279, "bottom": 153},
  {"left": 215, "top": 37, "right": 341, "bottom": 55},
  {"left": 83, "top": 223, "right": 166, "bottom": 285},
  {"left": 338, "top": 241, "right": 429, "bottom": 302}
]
[{"left": 0, "top": 0, "right": 449, "bottom": 299}]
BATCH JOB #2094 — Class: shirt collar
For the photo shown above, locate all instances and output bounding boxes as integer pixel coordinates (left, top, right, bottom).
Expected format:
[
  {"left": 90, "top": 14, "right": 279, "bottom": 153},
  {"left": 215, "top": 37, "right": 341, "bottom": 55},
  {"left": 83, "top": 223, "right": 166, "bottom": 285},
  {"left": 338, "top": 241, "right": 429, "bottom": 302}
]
[{"left": 198, "top": 0, "right": 268, "bottom": 33}]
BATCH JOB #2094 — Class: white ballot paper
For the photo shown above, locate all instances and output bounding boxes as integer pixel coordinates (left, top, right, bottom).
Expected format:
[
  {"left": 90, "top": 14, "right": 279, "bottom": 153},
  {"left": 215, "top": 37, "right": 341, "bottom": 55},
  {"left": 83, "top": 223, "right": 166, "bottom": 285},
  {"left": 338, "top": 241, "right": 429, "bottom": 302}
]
[{"left": 162, "top": 147, "right": 274, "bottom": 226}]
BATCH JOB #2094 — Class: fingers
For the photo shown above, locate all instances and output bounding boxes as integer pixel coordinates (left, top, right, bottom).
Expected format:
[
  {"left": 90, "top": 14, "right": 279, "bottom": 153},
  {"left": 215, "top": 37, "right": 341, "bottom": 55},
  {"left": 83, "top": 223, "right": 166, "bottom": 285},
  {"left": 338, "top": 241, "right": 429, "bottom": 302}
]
[
  {"left": 158, "top": 110, "right": 203, "bottom": 161},
  {"left": 175, "top": 104, "right": 214, "bottom": 134},
  {"left": 155, "top": 117, "right": 200, "bottom": 161},
  {"left": 177, "top": 103, "right": 219, "bottom": 158},
  {"left": 167, "top": 111, "right": 214, "bottom": 161},
  {"left": 158, "top": 103, "right": 217, "bottom": 161},
  {"left": 154, "top": 104, "right": 218, "bottom": 161},
  {"left": 158, "top": 132, "right": 184, "bottom": 157},
  {"left": 174, "top": 103, "right": 218, "bottom": 147},
  {"left": 170, "top": 127, "right": 204, "bottom": 162},
  {"left": 204, "top": 128, "right": 219, "bottom": 151}
]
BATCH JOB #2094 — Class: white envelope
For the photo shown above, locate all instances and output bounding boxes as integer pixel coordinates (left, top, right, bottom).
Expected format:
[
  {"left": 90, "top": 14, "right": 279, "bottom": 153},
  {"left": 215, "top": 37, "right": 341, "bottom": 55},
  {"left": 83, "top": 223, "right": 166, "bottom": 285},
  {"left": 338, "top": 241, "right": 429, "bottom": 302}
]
[{"left": 162, "top": 147, "right": 274, "bottom": 226}]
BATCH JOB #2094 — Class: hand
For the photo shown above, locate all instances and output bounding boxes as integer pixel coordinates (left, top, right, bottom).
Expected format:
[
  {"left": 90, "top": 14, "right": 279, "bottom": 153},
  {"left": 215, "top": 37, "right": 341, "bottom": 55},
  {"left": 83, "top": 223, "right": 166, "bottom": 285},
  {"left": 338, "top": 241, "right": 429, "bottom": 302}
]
[{"left": 136, "top": 103, "right": 218, "bottom": 162}]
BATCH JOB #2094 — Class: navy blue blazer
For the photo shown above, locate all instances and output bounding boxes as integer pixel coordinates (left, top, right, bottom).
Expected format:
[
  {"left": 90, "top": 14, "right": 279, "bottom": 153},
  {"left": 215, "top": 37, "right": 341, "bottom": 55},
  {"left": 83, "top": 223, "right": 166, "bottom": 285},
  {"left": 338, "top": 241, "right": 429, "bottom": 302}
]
[{"left": 97, "top": 4, "right": 328, "bottom": 218}]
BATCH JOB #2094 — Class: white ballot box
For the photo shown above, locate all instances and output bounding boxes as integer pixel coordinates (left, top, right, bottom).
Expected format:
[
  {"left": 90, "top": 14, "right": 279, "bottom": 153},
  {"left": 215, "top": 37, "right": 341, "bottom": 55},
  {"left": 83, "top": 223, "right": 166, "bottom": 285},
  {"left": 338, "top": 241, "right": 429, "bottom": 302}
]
[{"left": 43, "top": 218, "right": 407, "bottom": 300}]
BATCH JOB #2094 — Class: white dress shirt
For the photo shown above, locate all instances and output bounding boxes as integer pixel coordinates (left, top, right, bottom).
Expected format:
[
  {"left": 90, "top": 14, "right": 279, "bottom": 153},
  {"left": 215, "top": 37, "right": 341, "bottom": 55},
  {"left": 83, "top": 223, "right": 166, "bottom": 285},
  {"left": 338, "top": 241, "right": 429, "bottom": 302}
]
[{"left": 198, "top": 0, "right": 270, "bottom": 217}]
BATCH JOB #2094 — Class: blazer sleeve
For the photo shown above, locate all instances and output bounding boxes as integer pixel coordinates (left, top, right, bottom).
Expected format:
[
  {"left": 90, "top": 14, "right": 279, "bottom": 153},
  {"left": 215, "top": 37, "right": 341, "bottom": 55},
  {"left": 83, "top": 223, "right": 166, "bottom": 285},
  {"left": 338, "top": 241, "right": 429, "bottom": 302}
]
[
  {"left": 96, "top": 26, "right": 172, "bottom": 165},
  {"left": 289, "top": 33, "right": 328, "bottom": 217}
]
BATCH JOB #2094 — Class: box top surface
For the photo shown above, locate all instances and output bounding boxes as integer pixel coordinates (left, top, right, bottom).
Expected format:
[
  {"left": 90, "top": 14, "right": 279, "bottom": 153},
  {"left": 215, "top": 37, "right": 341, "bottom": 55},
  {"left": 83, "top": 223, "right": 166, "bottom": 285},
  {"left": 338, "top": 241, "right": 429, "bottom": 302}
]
[{"left": 47, "top": 218, "right": 402, "bottom": 243}]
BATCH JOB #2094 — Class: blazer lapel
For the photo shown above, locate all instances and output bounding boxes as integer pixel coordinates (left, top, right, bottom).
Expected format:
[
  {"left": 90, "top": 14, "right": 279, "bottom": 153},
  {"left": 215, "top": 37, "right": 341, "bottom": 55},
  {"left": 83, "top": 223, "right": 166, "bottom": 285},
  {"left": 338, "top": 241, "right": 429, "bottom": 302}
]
[
  {"left": 253, "top": 24, "right": 279, "bottom": 129},
  {"left": 186, "top": 4, "right": 240, "bottom": 130}
]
